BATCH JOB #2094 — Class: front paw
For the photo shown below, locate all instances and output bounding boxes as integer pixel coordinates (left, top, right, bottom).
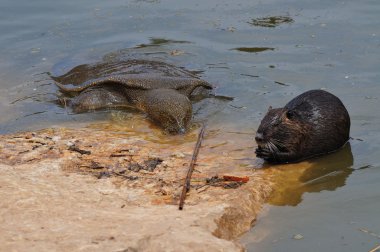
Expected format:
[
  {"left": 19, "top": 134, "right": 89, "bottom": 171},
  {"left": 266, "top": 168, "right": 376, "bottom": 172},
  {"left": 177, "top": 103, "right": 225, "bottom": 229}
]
[{"left": 255, "top": 147, "right": 272, "bottom": 159}]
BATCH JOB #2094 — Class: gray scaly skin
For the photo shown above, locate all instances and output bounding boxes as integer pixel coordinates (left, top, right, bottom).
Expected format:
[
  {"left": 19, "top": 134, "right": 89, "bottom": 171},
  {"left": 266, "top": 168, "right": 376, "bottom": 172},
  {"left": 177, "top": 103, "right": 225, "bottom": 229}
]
[{"left": 56, "top": 75, "right": 212, "bottom": 134}]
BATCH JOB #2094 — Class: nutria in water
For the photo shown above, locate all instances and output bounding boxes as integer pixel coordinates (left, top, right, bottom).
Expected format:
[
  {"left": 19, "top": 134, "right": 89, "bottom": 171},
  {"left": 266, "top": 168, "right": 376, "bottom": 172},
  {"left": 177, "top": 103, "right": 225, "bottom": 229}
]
[{"left": 255, "top": 90, "right": 350, "bottom": 163}]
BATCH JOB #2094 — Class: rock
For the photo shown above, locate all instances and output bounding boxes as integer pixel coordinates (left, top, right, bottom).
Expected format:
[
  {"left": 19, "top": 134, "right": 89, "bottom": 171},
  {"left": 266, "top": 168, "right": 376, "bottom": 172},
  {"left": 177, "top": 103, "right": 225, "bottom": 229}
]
[
  {"left": 0, "top": 127, "right": 273, "bottom": 251},
  {"left": 171, "top": 152, "right": 186, "bottom": 158}
]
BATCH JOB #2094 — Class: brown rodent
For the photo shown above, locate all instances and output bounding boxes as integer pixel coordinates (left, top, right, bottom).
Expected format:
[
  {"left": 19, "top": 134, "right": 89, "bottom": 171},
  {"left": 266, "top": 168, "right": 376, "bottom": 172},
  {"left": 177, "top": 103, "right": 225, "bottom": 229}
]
[{"left": 255, "top": 89, "right": 350, "bottom": 163}]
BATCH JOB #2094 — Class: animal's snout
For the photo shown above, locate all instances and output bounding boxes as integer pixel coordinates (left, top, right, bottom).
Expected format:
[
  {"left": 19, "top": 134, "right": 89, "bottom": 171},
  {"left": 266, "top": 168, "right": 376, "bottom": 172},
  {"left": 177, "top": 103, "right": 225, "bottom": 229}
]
[{"left": 255, "top": 132, "right": 264, "bottom": 143}]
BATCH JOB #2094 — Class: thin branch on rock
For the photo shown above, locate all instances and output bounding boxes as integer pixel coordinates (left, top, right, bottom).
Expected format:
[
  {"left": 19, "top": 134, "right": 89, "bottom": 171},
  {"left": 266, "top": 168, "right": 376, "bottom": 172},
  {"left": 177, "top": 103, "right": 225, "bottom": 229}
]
[
  {"left": 111, "top": 171, "right": 139, "bottom": 181},
  {"left": 68, "top": 145, "right": 91, "bottom": 155},
  {"left": 179, "top": 123, "right": 206, "bottom": 210}
]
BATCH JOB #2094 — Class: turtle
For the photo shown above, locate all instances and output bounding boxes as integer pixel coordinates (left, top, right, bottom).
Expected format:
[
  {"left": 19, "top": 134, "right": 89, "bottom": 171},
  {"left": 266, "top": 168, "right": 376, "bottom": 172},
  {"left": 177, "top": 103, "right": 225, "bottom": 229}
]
[{"left": 52, "top": 60, "right": 213, "bottom": 134}]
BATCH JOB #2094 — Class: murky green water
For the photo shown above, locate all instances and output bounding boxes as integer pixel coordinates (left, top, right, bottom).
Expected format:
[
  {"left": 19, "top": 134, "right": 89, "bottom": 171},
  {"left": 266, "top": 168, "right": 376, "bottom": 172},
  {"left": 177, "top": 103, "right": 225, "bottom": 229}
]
[{"left": 1, "top": 0, "right": 379, "bottom": 251}]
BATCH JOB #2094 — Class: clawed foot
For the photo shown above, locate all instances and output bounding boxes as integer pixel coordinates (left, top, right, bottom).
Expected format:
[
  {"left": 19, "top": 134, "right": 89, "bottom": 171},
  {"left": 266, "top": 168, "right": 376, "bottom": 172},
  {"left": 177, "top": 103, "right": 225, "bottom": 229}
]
[{"left": 255, "top": 146, "right": 272, "bottom": 160}]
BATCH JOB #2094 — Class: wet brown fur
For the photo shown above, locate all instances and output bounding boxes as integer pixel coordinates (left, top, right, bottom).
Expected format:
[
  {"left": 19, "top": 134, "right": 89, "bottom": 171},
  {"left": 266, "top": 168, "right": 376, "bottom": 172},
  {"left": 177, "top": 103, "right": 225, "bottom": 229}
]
[{"left": 255, "top": 90, "right": 350, "bottom": 163}]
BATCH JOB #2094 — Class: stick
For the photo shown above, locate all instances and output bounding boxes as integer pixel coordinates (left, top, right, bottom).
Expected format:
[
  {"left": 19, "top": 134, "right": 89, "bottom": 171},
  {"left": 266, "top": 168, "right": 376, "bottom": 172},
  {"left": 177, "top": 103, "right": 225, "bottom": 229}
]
[
  {"left": 369, "top": 244, "right": 380, "bottom": 252},
  {"left": 68, "top": 145, "right": 91, "bottom": 155},
  {"left": 178, "top": 123, "right": 206, "bottom": 210}
]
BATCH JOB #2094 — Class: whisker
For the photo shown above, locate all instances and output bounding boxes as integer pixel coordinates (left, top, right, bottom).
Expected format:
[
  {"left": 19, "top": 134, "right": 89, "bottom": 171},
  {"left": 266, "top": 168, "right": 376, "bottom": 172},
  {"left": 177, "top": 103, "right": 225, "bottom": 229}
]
[
  {"left": 265, "top": 142, "right": 272, "bottom": 153},
  {"left": 268, "top": 141, "right": 279, "bottom": 160},
  {"left": 268, "top": 141, "right": 277, "bottom": 152},
  {"left": 272, "top": 139, "right": 286, "bottom": 148}
]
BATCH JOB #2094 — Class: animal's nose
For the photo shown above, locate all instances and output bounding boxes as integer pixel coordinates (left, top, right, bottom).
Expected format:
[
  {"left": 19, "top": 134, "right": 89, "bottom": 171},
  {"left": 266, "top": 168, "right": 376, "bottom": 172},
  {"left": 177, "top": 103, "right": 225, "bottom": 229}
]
[{"left": 255, "top": 132, "right": 264, "bottom": 143}]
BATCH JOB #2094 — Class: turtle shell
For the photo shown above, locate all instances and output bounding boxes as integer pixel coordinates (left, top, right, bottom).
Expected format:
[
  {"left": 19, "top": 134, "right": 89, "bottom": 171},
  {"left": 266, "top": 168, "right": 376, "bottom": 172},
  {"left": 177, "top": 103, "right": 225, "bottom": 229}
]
[
  {"left": 52, "top": 59, "right": 214, "bottom": 113},
  {"left": 52, "top": 60, "right": 212, "bottom": 96}
]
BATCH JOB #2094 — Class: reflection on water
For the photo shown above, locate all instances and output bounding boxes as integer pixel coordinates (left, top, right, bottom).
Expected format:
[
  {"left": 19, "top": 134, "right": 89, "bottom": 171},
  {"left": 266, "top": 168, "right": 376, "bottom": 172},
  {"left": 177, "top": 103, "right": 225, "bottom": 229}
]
[{"left": 265, "top": 143, "right": 353, "bottom": 206}]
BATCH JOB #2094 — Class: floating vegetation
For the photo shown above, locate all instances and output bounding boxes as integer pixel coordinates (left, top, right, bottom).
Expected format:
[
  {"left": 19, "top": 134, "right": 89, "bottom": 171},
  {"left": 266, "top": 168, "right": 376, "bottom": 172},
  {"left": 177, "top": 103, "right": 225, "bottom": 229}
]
[
  {"left": 135, "top": 37, "right": 191, "bottom": 48},
  {"left": 248, "top": 16, "right": 294, "bottom": 28},
  {"left": 274, "top": 81, "right": 290, "bottom": 86},
  {"left": 232, "top": 47, "right": 275, "bottom": 53}
]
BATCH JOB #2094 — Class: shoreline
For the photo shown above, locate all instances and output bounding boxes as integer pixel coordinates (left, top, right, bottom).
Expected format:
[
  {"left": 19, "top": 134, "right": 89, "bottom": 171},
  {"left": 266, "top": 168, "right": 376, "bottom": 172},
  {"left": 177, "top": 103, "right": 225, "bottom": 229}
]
[{"left": 0, "top": 127, "right": 273, "bottom": 251}]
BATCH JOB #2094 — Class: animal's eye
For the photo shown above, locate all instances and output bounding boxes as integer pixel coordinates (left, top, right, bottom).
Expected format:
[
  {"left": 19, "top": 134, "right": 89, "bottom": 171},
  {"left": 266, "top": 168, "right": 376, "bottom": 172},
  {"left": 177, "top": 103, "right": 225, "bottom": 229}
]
[{"left": 286, "top": 110, "right": 295, "bottom": 120}]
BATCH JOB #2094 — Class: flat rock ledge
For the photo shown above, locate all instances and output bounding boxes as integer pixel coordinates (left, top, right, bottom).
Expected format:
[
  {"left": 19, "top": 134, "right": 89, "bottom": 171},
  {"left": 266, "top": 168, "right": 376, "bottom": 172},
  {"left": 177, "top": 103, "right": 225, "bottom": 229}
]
[{"left": 0, "top": 127, "right": 272, "bottom": 251}]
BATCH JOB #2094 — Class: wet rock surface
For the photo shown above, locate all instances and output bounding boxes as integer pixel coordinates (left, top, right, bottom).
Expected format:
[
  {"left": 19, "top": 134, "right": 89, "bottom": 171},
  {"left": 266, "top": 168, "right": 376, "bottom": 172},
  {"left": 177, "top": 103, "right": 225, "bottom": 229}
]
[{"left": 0, "top": 127, "right": 272, "bottom": 251}]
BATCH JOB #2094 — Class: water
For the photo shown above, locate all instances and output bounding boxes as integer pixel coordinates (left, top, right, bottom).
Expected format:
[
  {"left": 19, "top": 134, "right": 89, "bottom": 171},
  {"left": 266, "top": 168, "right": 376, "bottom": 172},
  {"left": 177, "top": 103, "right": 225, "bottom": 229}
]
[{"left": 1, "top": 0, "right": 379, "bottom": 251}]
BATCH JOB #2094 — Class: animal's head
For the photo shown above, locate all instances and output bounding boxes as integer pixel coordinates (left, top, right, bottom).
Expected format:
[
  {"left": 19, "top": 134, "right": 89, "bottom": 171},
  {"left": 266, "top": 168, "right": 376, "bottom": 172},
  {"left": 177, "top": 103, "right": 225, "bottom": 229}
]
[
  {"left": 255, "top": 106, "right": 310, "bottom": 163},
  {"left": 142, "top": 89, "right": 192, "bottom": 134}
]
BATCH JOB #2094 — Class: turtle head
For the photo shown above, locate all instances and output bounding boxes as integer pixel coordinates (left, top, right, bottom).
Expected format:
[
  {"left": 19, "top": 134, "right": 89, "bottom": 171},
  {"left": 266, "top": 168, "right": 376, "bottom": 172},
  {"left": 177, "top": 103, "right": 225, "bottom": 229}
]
[{"left": 140, "top": 89, "right": 192, "bottom": 134}]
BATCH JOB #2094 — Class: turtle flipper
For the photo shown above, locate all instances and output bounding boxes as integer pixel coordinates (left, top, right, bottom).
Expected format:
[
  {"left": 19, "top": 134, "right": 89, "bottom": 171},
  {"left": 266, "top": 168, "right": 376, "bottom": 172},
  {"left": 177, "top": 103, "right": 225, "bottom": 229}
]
[
  {"left": 179, "top": 79, "right": 213, "bottom": 97},
  {"left": 55, "top": 75, "right": 152, "bottom": 93},
  {"left": 68, "top": 86, "right": 132, "bottom": 113}
]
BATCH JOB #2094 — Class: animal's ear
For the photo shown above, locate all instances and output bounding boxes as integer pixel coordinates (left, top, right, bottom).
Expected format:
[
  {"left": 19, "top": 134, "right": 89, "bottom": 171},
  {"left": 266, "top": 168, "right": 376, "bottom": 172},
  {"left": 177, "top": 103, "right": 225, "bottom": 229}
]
[
  {"left": 267, "top": 106, "right": 273, "bottom": 112},
  {"left": 285, "top": 110, "right": 296, "bottom": 120}
]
